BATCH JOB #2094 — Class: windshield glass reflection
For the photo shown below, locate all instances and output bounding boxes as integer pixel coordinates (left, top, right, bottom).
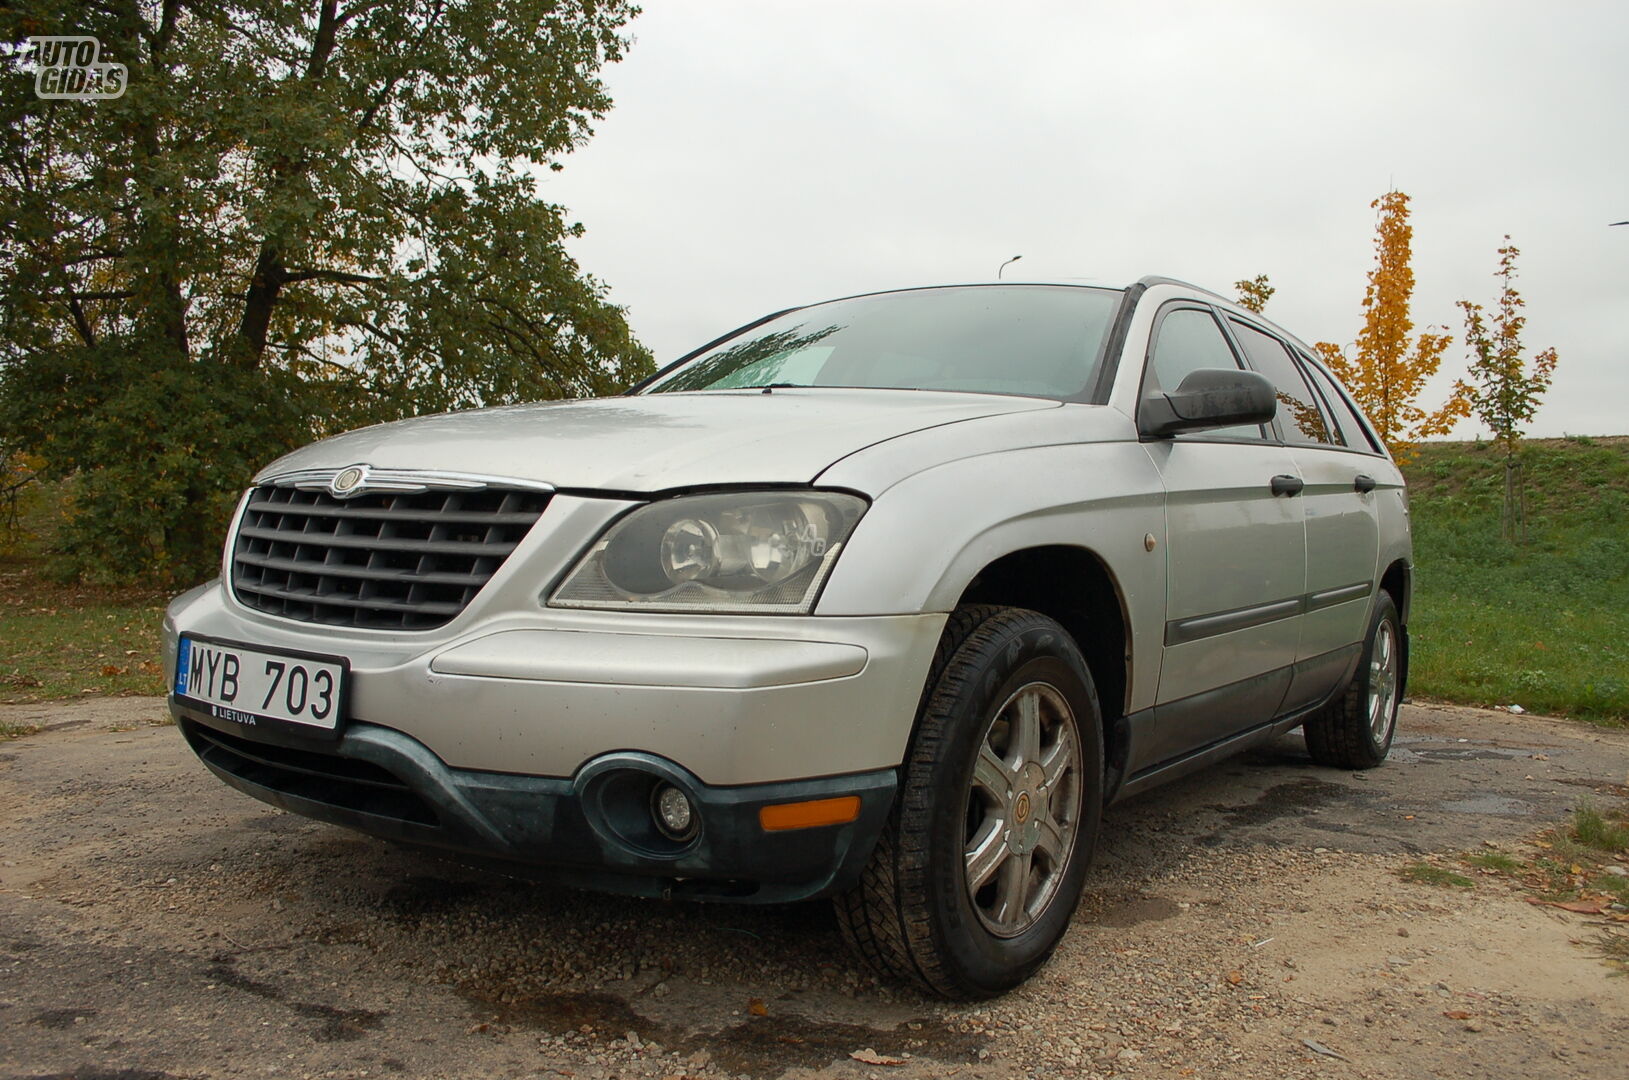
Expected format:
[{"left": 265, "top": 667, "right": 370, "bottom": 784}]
[{"left": 646, "top": 285, "right": 1123, "bottom": 400}]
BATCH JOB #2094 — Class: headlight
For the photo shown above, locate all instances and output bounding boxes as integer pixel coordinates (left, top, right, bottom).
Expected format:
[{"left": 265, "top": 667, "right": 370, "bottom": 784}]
[{"left": 549, "top": 490, "right": 868, "bottom": 613}]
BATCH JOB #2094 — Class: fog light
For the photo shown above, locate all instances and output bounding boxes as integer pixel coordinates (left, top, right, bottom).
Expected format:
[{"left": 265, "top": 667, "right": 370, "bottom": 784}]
[{"left": 652, "top": 783, "right": 697, "bottom": 841}]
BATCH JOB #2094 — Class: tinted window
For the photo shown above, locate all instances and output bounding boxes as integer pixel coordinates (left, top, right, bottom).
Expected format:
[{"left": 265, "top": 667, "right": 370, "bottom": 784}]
[
  {"left": 1228, "top": 320, "right": 1333, "bottom": 446},
  {"left": 1300, "top": 356, "right": 1380, "bottom": 453},
  {"left": 646, "top": 286, "right": 1121, "bottom": 399},
  {"left": 1146, "top": 307, "right": 1264, "bottom": 440}
]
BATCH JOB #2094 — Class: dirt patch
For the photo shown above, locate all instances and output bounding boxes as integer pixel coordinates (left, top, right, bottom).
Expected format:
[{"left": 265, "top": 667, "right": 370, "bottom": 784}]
[{"left": 1, "top": 698, "right": 1626, "bottom": 1079}]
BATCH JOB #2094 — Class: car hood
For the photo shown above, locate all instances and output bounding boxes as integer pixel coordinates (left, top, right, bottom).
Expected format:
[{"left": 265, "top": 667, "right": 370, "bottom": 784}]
[{"left": 256, "top": 389, "right": 1062, "bottom": 493}]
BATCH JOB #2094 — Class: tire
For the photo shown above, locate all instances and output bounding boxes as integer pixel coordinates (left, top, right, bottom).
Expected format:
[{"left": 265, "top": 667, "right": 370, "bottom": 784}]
[
  {"left": 1303, "top": 592, "right": 1402, "bottom": 770},
  {"left": 834, "top": 605, "right": 1105, "bottom": 999}
]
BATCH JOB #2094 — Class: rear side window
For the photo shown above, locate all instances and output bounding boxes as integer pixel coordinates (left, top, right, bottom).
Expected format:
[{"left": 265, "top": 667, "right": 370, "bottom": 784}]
[
  {"left": 1228, "top": 320, "right": 1334, "bottom": 446},
  {"left": 1145, "top": 307, "right": 1265, "bottom": 440},
  {"left": 1300, "top": 356, "right": 1381, "bottom": 454}
]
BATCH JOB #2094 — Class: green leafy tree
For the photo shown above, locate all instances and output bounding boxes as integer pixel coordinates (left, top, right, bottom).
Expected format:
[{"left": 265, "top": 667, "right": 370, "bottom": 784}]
[
  {"left": 1233, "top": 274, "right": 1274, "bottom": 313},
  {"left": 0, "top": 0, "right": 652, "bottom": 582},
  {"left": 1456, "top": 238, "right": 1558, "bottom": 541}
]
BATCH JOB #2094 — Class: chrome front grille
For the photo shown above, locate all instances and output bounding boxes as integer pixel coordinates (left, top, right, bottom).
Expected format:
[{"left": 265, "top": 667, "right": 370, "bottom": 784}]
[{"left": 230, "top": 476, "right": 551, "bottom": 630}]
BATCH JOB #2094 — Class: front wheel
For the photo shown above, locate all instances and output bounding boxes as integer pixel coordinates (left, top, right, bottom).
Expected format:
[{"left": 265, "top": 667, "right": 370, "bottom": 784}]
[
  {"left": 1303, "top": 592, "right": 1402, "bottom": 770},
  {"left": 834, "top": 606, "right": 1104, "bottom": 999}
]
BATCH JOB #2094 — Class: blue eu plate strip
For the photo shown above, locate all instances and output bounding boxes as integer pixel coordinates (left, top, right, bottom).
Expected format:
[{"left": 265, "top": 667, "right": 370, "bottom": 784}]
[{"left": 174, "top": 637, "right": 191, "bottom": 695}]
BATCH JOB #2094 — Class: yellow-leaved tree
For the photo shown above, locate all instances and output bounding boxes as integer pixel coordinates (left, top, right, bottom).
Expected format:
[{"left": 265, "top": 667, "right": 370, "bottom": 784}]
[
  {"left": 1315, "top": 192, "right": 1468, "bottom": 461},
  {"left": 1234, "top": 274, "right": 1274, "bottom": 313},
  {"left": 0, "top": 446, "right": 44, "bottom": 556}
]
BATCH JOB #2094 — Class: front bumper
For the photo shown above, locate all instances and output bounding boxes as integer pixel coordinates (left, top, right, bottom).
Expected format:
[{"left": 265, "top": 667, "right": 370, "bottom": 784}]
[
  {"left": 164, "top": 579, "right": 944, "bottom": 901},
  {"left": 174, "top": 703, "right": 895, "bottom": 903},
  {"left": 164, "top": 582, "right": 945, "bottom": 785}
]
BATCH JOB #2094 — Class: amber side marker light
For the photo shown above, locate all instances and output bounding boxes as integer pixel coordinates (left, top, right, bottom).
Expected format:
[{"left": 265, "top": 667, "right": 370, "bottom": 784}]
[{"left": 758, "top": 795, "right": 861, "bottom": 832}]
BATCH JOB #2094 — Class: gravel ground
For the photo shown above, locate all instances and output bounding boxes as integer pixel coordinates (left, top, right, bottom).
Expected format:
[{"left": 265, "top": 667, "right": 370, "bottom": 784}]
[{"left": 2, "top": 698, "right": 1627, "bottom": 1080}]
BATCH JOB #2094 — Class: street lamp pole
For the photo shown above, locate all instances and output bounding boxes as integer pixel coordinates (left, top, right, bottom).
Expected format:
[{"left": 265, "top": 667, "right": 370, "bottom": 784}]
[{"left": 997, "top": 255, "right": 1022, "bottom": 279}]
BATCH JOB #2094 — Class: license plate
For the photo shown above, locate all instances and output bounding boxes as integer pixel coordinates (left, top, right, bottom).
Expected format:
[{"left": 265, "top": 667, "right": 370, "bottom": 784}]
[{"left": 174, "top": 635, "right": 348, "bottom": 738}]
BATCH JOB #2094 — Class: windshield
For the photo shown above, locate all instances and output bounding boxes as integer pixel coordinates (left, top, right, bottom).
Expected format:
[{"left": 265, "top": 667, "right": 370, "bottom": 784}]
[{"left": 643, "top": 285, "right": 1123, "bottom": 400}]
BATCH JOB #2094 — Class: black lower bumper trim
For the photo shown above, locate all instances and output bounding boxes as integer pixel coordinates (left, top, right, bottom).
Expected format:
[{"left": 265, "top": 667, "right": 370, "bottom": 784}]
[{"left": 172, "top": 700, "right": 896, "bottom": 904}]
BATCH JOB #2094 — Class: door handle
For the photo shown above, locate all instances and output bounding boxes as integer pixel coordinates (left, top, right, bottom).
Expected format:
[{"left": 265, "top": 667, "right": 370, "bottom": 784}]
[
  {"left": 1270, "top": 474, "right": 1304, "bottom": 497},
  {"left": 1353, "top": 473, "right": 1377, "bottom": 493}
]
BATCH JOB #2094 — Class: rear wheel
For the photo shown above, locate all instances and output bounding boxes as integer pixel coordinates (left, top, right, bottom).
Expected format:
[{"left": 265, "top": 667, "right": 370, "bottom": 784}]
[
  {"left": 834, "top": 605, "right": 1104, "bottom": 999},
  {"left": 1304, "top": 593, "right": 1401, "bottom": 770}
]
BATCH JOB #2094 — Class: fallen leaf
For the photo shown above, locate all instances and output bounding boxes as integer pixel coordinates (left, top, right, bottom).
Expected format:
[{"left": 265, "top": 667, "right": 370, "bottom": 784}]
[
  {"left": 850, "top": 1048, "right": 906, "bottom": 1066},
  {"left": 100, "top": 665, "right": 123, "bottom": 677},
  {"left": 1444, "top": 1010, "right": 1474, "bottom": 1020},
  {"left": 748, "top": 999, "right": 767, "bottom": 1017},
  {"left": 1526, "top": 897, "right": 1605, "bottom": 915},
  {"left": 1226, "top": 971, "right": 1243, "bottom": 985}
]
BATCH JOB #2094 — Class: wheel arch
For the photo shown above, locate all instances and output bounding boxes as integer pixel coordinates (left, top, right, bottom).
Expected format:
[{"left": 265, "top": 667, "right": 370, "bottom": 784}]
[
  {"left": 953, "top": 544, "right": 1133, "bottom": 790},
  {"left": 1379, "top": 559, "right": 1411, "bottom": 623},
  {"left": 1378, "top": 558, "right": 1412, "bottom": 696}
]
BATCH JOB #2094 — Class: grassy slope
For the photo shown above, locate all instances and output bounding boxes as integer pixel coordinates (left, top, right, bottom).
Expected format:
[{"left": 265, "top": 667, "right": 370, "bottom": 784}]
[
  {"left": 2, "top": 438, "right": 1626, "bottom": 726},
  {"left": 1403, "top": 436, "right": 1629, "bottom": 725},
  {"left": 0, "top": 559, "right": 169, "bottom": 706}
]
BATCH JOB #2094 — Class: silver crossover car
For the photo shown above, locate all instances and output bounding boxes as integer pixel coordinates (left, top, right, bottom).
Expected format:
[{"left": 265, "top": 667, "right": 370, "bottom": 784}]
[{"left": 165, "top": 278, "right": 1409, "bottom": 998}]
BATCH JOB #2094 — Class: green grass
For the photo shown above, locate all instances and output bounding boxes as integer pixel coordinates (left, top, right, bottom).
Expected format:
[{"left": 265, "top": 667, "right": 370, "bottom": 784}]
[
  {"left": 1571, "top": 802, "right": 1629, "bottom": 856},
  {"left": 1489, "top": 803, "right": 1629, "bottom": 913},
  {"left": 1401, "top": 862, "right": 1475, "bottom": 888},
  {"left": 1463, "top": 851, "right": 1524, "bottom": 873},
  {"left": 1404, "top": 436, "right": 1629, "bottom": 725},
  {"left": 0, "top": 557, "right": 169, "bottom": 704}
]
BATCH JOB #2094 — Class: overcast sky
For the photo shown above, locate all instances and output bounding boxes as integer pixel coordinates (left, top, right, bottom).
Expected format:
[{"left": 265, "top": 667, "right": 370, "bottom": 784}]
[{"left": 543, "top": 0, "right": 1629, "bottom": 438}]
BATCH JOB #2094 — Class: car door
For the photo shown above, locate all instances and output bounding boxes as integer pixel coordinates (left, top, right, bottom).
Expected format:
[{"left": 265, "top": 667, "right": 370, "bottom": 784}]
[
  {"left": 1137, "top": 303, "right": 1307, "bottom": 769},
  {"left": 1225, "top": 319, "right": 1381, "bottom": 713}
]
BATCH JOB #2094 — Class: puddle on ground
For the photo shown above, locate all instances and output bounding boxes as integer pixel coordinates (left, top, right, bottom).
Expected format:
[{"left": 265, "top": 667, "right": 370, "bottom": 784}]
[
  {"left": 1391, "top": 737, "right": 1538, "bottom": 762},
  {"left": 459, "top": 987, "right": 985, "bottom": 1078},
  {"left": 1211, "top": 778, "right": 1350, "bottom": 827},
  {"left": 1193, "top": 778, "right": 1358, "bottom": 848}
]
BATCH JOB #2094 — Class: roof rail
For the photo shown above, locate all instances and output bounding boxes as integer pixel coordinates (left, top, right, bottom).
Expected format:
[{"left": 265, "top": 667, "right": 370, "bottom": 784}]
[{"left": 1134, "top": 275, "right": 1229, "bottom": 302}]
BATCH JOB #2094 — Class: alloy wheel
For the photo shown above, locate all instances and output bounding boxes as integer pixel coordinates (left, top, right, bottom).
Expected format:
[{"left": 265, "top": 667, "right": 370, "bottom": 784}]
[
  {"left": 1368, "top": 620, "right": 1399, "bottom": 743},
  {"left": 963, "top": 681, "right": 1084, "bottom": 938}
]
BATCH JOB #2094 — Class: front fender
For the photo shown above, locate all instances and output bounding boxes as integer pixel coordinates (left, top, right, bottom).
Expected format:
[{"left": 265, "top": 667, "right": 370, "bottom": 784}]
[{"left": 816, "top": 441, "right": 1166, "bottom": 713}]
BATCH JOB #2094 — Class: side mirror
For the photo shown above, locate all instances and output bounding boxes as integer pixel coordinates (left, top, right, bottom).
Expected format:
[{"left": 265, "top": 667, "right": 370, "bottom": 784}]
[{"left": 1139, "top": 368, "right": 1277, "bottom": 438}]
